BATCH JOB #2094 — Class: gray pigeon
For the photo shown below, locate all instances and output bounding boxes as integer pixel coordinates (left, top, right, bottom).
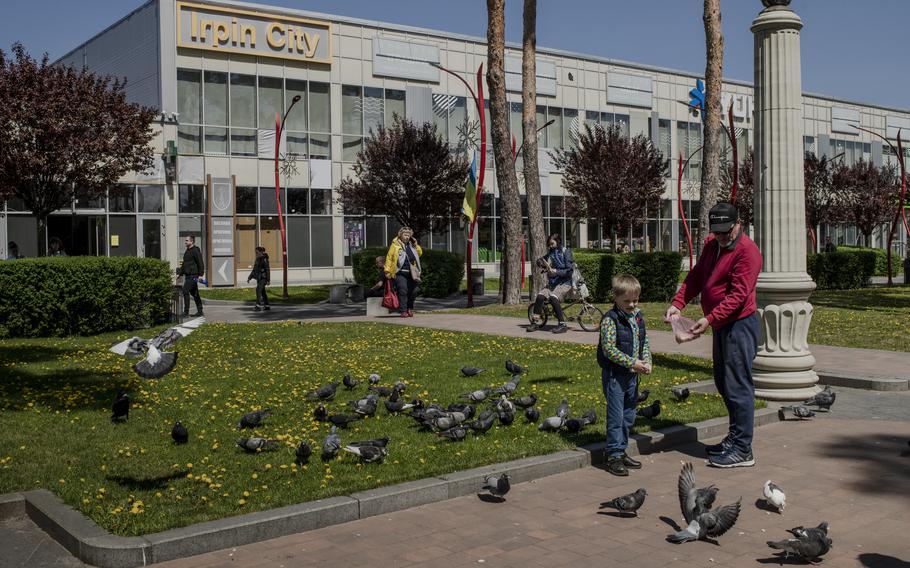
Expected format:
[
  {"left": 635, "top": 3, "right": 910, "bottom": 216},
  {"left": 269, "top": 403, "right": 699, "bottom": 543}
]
[
  {"left": 636, "top": 389, "right": 650, "bottom": 404},
  {"left": 505, "top": 359, "right": 527, "bottom": 374},
  {"left": 671, "top": 386, "right": 690, "bottom": 402},
  {"left": 308, "top": 381, "right": 340, "bottom": 401},
  {"left": 342, "top": 445, "right": 387, "bottom": 463},
  {"left": 238, "top": 408, "right": 272, "bottom": 429},
  {"left": 432, "top": 412, "right": 467, "bottom": 431},
  {"left": 600, "top": 488, "right": 647, "bottom": 516},
  {"left": 496, "top": 395, "right": 515, "bottom": 415},
  {"left": 461, "top": 366, "right": 487, "bottom": 377},
  {"left": 563, "top": 409, "right": 596, "bottom": 433},
  {"left": 512, "top": 393, "right": 538, "bottom": 408},
  {"left": 678, "top": 462, "right": 719, "bottom": 524},
  {"left": 295, "top": 441, "right": 312, "bottom": 465},
  {"left": 349, "top": 436, "right": 390, "bottom": 448},
  {"left": 498, "top": 409, "right": 515, "bottom": 426},
  {"left": 538, "top": 415, "right": 566, "bottom": 432},
  {"left": 384, "top": 398, "right": 415, "bottom": 414},
  {"left": 804, "top": 386, "right": 836, "bottom": 411},
  {"left": 368, "top": 373, "right": 381, "bottom": 385},
  {"left": 779, "top": 405, "right": 815, "bottom": 420},
  {"left": 460, "top": 389, "right": 491, "bottom": 403},
  {"left": 437, "top": 425, "right": 467, "bottom": 441},
  {"left": 494, "top": 377, "right": 520, "bottom": 396},
  {"left": 322, "top": 426, "right": 341, "bottom": 459},
  {"left": 313, "top": 404, "right": 328, "bottom": 421},
  {"left": 171, "top": 421, "right": 188, "bottom": 444},
  {"left": 111, "top": 390, "right": 130, "bottom": 423},
  {"left": 637, "top": 399, "right": 661, "bottom": 419},
  {"left": 328, "top": 413, "right": 363, "bottom": 427},
  {"left": 466, "top": 413, "right": 496, "bottom": 435},
  {"left": 236, "top": 437, "right": 279, "bottom": 452},
  {"left": 768, "top": 522, "right": 832, "bottom": 562},
  {"left": 667, "top": 500, "right": 742, "bottom": 544},
  {"left": 524, "top": 407, "right": 540, "bottom": 422},
  {"left": 481, "top": 473, "right": 511, "bottom": 498},
  {"left": 349, "top": 394, "right": 379, "bottom": 416},
  {"left": 108, "top": 317, "right": 206, "bottom": 379},
  {"left": 555, "top": 398, "right": 570, "bottom": 419},
  {"left": 787, "top": 521, "right": 828, "bottom": 540},
  {"left": 342, "top": 373, "right": 359, "bottom": 390}
]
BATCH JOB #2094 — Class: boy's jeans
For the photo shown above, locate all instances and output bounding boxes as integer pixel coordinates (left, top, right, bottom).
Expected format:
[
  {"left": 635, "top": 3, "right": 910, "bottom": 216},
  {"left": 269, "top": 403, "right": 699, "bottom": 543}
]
[{"left": 602, "top": 368, "right": 639, "bottom": 458}]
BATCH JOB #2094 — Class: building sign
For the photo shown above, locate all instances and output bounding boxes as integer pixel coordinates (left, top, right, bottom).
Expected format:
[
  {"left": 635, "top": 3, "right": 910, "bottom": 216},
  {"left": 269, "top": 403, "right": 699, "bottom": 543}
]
[
  {"left": 211, "top": 217, "right": 234, "bottom": 256},
  {"left": 208, "top": 175, "right": 235, "bottom": 286},
  {"left": 176, "top": 2, "right": 332, "bottom": 64}
]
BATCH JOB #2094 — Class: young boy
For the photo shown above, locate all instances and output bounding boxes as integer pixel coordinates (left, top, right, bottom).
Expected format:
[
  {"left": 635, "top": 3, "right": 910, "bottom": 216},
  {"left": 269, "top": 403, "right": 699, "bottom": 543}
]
[{"left": 597, "top": 274, "right": 653, "bottom": 476}]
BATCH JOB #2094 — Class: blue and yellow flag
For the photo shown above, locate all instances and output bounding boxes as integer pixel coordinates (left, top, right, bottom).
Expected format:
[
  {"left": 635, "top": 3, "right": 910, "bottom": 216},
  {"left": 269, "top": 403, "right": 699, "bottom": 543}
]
[{"left": 462, "top": 151, "right": 479, "bottom": 223}]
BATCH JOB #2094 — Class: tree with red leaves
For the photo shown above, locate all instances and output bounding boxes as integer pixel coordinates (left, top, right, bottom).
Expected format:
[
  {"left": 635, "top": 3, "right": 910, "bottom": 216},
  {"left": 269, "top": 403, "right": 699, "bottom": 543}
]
[
  {"left": 0, "top": 43, "right": 156, "bottom": 256},
  {"left": 830, "top": 160, "right": 900, "bottom": 247},
  {"left": 553, "top": 124, "right": 667, "bottom": 246}
]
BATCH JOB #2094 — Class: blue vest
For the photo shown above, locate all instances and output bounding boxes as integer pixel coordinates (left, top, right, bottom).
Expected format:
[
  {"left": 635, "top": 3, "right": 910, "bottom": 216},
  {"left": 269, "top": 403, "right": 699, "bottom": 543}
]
[{"left": 597, "top": 306, "right": 647, "bottom": 377}]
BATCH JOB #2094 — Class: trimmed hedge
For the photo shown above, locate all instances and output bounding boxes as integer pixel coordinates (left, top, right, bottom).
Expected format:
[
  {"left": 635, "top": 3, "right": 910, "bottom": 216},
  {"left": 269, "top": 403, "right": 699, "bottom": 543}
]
[
  {"left": 573, "top": 250, "right": 683, "bottom": 302},
  {"left": 838, "top": 245, "right": 900, "bottom": 277},
  {"left": 807, "top": 251, "right": 876, "bottom": 290},
  {"left": 0, "top": 257, "right": 172, "bottom": 338},
  {"left": 353, "top": 246, "right": 465, "bottom": 299}
]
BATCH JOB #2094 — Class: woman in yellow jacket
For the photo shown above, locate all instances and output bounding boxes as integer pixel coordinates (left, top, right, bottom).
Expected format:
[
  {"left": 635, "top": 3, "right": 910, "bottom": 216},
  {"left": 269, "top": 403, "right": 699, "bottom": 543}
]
[{"left": 384, "top": 227, "right": 422, "bottom": 317}]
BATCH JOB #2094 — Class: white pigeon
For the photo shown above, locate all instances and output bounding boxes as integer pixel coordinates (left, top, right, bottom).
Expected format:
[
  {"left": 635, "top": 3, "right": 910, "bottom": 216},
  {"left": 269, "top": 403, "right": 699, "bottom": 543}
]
[
  {"left": 109, "top": 317, "right": 206, "bottom": 379},
  {"left": 763, "top": 480, "right": 786, "bottom": 512}
]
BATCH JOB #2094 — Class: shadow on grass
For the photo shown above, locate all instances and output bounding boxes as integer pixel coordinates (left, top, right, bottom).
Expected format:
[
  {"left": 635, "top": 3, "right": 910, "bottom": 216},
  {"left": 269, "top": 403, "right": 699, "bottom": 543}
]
[
  {"left": 106, "top": 471, "right": 189, "bottom": 491},
  {"left": 858, "top": 553, "right": 910, "bottom": 567},
  {"left": 811, "top": 288, "right": 910, "bottom": 313},
  {"left": 1, "top": 366, "right": 128, "bottom": 412},
  {"left": 528, "top": 375, "right": 573, "bottom": 385},
  {"left": 817, "top": 432, "right": 910, "bottom": 497},
  {"left": 0, "top": 345, "right": 75, "bottom": 365}
]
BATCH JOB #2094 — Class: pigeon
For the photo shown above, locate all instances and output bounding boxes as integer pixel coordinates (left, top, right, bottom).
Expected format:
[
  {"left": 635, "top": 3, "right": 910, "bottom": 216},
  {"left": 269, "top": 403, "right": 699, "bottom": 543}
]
[
  {"left": 637, "top": 400, "right": 661, "bottom": 419},
  {"left": 349, "top": 436, "right": 390, "bottom": 448},
  {"left": 804, "top": 386, "right": 836, "bottom": 411},
  {"left": 496, "top": 395, "right": 516, "bottom": 415},
  {"left": 580, "top": 408, "right": 597, "bottom": 425},
  {"left": 671, "top": 386, "right": 690, "bottom": 402},
  {"left": 524, "top": 407, "right": 540, "bottom": 422},
  {"left": 505, "top": 359, "right": 527, "bottom": 374},
  {"left": 555, "top": 398, "right": 570, "bottom": 419},
  {"left": 313, "top": 404, "right": 328, "bottom": 422},
  {"left": 342, "top": 373, "right": 359, "bottom": 390},
  {"left": 779, "top": 405, "right": 815, "bottom": 420},
  {"left": 108, "top": 317, "right": 206, "bottom": 379},
  {"left": 447, "top": 403, "right": 476, "bottom": 419},
  {"left": 494, "top": 377, "right": 520, "bottom": 396},
  {"left": 431, "top": 413, "right": 467, "bottom": 431},
  {"left": 308, "top": 381, "right": 340, "bottom": 401},
  {"left": 437, "top": 425, "right": 467, "bottom": 441},
  {"left": 466, "top": 413, "right": 496, "bottom": 435},
  {"left": 171, "top": 421, "right": 188, "bottom": 444},
  {"left": 322, "top": 426, "right": 341, "bottom": 459},
  {"left": 461, "top": 366, "right": 487, "bottom": 377},
  {"left": 238, "top": 408, "right": 272, "bottom": 429},
  {"left": 460, "top": 389, "right": 491, "bottom": 403},
  {"left": 369, "top": 385, "right": 396, "bottom": 397},
  {"left": 328, "top": 413, "right": 363, "bottom": 427},
  {"left": 349, "top": 394, "right": 379, "bottom": 416},
  {"left": 763, "top": 480, "right": 786, "bottom": 512},
  {"left": 667, "top": 500, "right": 742, "bottom": 544},
  {"left": 538, "top": 415, "right": 566, "bottom": 432},
  {"left": 636, "top": 389, "right": 650, "bottom": 404},
  {"left": 677, "top": 462, "right": 719, "bottom": 524},
  {"left": 512, "top": 393, "right": 538, "bottom": 408},
  {"left": 111, "top": 390, "right": 130, "bottom": 423},
  {"left": 563, "top": 409, "right": 597, "bottom": 433},
  {"left": 600, "top": 488, "right": 647, "bottom": 516},
  {"left": 295, "top": 441, "right": 312, "bottom": 465},
  {"left": 368, "top": 373, "right": 381, "bottom": 385},
  {"left": 498, "top": 409, "right": 516, "bottom": 426},
  {"left": 768, "top": 522, "right": 832, "bottom": 562},
  {"left": 481, "top": 473, "right": 511, "bottom": 498},
  {"left": 342, "top": 444, "right": 387, "bottom": 463},
  {"left": 384, "top": 397, "right": 415, "bottom": 414},
  {"left": 236, "top": 437, "right": 280, "bottom": 452}
]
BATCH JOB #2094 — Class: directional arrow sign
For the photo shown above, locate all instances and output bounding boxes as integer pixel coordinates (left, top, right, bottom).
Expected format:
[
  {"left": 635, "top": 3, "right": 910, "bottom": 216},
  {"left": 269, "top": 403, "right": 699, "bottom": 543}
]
[{"left": 212, "top": 257, "right": 234, "bottom": 286}]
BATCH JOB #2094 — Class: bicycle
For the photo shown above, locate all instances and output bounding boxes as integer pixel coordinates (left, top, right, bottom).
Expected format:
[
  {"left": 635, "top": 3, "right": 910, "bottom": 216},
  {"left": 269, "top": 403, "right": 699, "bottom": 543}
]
[{"left": 526, "top": 285, "right": 604, "bottom": 332}]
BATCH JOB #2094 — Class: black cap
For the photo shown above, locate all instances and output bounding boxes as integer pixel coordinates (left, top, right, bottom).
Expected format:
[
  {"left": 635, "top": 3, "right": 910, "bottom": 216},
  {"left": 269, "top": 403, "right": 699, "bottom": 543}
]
[{"left": 709, "top": 202, "right": 738, "bottom": 233}]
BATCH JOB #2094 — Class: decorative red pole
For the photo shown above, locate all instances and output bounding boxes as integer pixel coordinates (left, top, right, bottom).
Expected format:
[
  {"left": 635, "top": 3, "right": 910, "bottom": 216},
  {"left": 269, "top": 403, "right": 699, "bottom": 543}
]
[
  {"left": 274, "top": 95, "right": 302, "bottom": 299},
  {"left": 726, "top": 105, "right": 739, "bottom": 203},
  {"left": 677, "top": 146, "right": 703, "bottom": 270}
]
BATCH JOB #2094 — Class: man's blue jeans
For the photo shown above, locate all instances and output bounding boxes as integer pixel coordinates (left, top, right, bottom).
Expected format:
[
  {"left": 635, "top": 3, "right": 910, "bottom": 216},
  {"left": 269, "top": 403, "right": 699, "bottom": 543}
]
[
  {"left": 712, "top": 314, "right": 760, "bottom": 453},
  {"left": 602, "top": 368, "right": 638, "bottom": 458}
]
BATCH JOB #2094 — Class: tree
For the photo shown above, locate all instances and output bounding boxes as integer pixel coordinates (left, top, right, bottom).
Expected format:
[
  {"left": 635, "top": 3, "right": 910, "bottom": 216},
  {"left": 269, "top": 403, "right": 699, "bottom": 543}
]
[
  {"left": 486, "top": 0, "right": 523, "bottom": 304},
  {"left": 336, "top": 115, "right": 467, "bottom": 239},
  {"left": 804, "top": 152, "right": 835, "bottom": 251},
  {"left": 698, "top": 0, "right": 725, "bottom": 253},
  {"left": 522, "top": 0, "right": 547, "bottom": 295},
  {"left": 0, "top": 43, "right": 156, "bottom": 256},
  {"left": 719, "top": 148, "right": 754, "bottom": 227},
  {"left": 553, "top": 124, "right": 667, "bottom": 244},
  {"left": 830, "top": 160, "right": 899, "bottom": 247}
]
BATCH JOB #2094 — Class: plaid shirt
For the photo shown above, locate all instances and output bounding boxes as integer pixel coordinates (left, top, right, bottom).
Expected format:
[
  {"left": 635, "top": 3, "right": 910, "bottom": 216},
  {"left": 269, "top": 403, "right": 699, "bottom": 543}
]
[{"left": 599, "top": 308, "right": 652, "bottom": 369}]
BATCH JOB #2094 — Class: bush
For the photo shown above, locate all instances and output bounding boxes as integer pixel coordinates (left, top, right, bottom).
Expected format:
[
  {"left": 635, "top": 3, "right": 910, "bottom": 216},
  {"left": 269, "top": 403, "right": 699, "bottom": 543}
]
[
  {"left": 839, "top": 245, "right": 900, "bottom": 277},
  {"left": 353, "top": 246, "right": 465, "bottom": 299},
  {"left": 0, "top": 257, "right": 172, "bottom": 338},
  {"left": 807, "top": 251, "right": 877, "bottom": 289},
  {"left": 573, "top": 250, "right": 683, "bottom": 302}
]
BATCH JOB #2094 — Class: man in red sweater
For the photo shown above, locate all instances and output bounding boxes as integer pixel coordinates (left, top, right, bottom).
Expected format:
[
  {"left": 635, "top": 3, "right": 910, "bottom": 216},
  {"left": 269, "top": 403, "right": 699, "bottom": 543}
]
[{"left": 665, "top": 202, "right": 762, "bottom": 468}]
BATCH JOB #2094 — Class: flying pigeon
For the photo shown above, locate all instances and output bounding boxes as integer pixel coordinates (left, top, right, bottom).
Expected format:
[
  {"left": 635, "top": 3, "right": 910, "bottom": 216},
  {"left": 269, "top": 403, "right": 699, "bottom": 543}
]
[
  {"left": 238, "top": 408, "right": 272, "bottom": 429},
  {"left": 295, "top": 441, "right": 312, "bottom": 465},
  {"left": 538, "top": 415, "right": 566, "bottom": 432},
  {"left": 768, "top": 522, "right": 832, "bottom": 563},
  {"left": 667, "top": 500, "right": 742, "bottom": 544},
  {"left": 111, "top": 390, "right": 130, "bottom": 423},
  {"left": 322, "top": 425, "right": 341, "bottom": 459},
  {"left": 555, "top": 398, "right": 570, "bottom": 419},
  {"left": 804, "top": 386, "right": 836, "bottom": 411},
  {"left": 171, "top": 421, "right": 188, "bottom": 444},
  {"left": 314, "top": 404, "right": 328, "bottom": 422},
  {"left": 677, "top": 462, "right": 719, "bottom": 524},
  {"left": 342, "top": 373, "right": 359, "bottom": 390},
  {"left": 637, "top": 400, "right": 661, "bottom": 419},
  {"left": 512, "top": 393, "right": 538, "bottom": 408},
  {"left": 437, "top": 425, "right": 467, "bottom": 441},
  {"left": 779, "top": 405, "right": 815, "bottom": 420},
  {"left": 671, "top": 386, "right": 690, "bottom": 402},
  {"left": 308, "top": 381, "right": 340, "bottom": 401},
  {"left": 524, "top": 407, "right": 540, "bottom": 422},
  {"left": 461, "top": 366, "right": 487, "bottom": 377},
  {"left": 349, "top": 436, "right": 390, "bottom": 448},
  {"left": 368, "top": 373, "right": 381, "bottom": 385},
  {"left": 481, "top": 473, "right": 511, "bottom": 498},
  {"left": 108, "top": 316, "right": 206, "bottom": 379},
  {"left": 328, "top": 413, "right": 363, "bottom": 427},
  {"left": 505, "top": 359, "right": 527, "bottom": 374},
  {"left": 636, "top": 389, "right": 650, "bottom": 404},
  {"left": 460, "top": 389, "right": 491, "bottom": 403},
  {"left": 236, "top": 437, "right": 280, "bottom": 452},
  {"left": 600, "top": 488, "right": 647, "bottom": 516},
  {"left": 342, "top": 444, "right": 387, "bottom": 463},
  {"left": 763, "top": 480, "right": 786, "bottom": 512}
]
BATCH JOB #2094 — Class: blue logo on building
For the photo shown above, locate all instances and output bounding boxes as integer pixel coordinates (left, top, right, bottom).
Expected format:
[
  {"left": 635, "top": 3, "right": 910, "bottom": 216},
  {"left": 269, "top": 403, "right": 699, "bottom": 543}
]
[{"left": 689, "top": 79, "right": 705, "bottom": 119}]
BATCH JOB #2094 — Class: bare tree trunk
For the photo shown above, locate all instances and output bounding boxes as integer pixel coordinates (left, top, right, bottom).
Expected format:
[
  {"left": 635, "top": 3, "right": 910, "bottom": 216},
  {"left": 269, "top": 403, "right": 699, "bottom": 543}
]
[
  {"left": 522, "top": 0, "right": 546, "bottom": 296},
  {"left": 487, "top": 0, "right": 523, "bottom": 304},
  {"left": 698, "top": 0, "right": 724, "bottom": 254}
]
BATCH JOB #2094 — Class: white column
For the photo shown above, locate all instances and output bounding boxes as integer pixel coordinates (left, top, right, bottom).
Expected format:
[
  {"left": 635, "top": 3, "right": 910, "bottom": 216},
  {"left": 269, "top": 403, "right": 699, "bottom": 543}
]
[{"left": 751, "top": 1, "right": 821, "bottom": 401}]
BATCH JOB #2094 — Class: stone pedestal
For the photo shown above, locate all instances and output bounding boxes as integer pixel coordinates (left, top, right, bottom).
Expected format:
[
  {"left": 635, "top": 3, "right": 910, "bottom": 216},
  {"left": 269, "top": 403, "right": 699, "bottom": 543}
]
[{"left": 751, "top": 2, "right": 820, "bottom": 401}]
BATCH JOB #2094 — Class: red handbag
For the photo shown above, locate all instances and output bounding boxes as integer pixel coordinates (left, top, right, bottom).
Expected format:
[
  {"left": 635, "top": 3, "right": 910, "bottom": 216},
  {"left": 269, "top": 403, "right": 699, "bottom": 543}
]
[{"left": 381, "top": 280, "right": 399, "bottom": 311}]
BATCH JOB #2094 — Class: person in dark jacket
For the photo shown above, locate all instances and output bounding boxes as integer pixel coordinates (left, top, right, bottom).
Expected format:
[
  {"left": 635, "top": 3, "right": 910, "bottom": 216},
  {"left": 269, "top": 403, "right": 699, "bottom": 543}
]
[
  {"left": 365, "top": 255, "right": 389, "bottom": 298},
  {"left": 247, "top": 246, "right": 271, "bottom": 311},
  {"left": 179, "top": 235, "right": 205, "bottom": 317},
  {"left": 528, "top": 233, "right": 574, "bottom": 334}
]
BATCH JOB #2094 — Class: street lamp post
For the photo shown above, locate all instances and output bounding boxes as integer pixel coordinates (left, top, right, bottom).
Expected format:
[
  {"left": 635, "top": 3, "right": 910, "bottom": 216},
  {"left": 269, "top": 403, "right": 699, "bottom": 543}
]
[{"left": 274, "top": 94, "right": 302, "bottom": 300}]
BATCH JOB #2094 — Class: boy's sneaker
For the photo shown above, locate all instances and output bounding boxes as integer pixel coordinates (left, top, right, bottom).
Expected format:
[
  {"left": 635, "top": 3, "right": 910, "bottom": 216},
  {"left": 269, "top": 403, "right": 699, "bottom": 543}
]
[
  {"left": 708, "top": 448, "right": 755, "bottom": 468},
  {"left": 605, "top": 457, "right": 628, "bottom": 477},
  {"left": 705, "top": 436, "right": 732, "bottom": 456},
  {"left": 552, "top": 322, "right": 568, "bottom": 334},
  {"left": 621, "top": 453, "right": 642, "bottom": 469}
]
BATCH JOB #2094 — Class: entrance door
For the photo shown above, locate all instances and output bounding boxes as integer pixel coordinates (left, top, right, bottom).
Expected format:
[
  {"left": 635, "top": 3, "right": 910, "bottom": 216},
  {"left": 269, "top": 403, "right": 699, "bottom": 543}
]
[{"left": 139, "top": 217, "right": 164, "bottom": 259}]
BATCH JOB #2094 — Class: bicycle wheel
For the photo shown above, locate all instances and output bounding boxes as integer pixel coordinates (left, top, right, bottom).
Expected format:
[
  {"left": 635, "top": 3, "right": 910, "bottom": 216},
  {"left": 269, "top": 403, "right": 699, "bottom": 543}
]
[
  {"left": 577, "top": 304, "right": 604, "bottom": 332},
  {"left": 527, "top": 303, "right": 548, "bottom": 327}
]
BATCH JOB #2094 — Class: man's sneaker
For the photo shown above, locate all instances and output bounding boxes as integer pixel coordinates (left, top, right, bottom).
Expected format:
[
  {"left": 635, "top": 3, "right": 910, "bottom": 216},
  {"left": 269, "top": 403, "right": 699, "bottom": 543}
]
[
  {"left": 192, "top": 311, "right": 204, "bottom": 317},
  {"left": 621, "top": 453, "right": 642, "bottom": 469},
  {"left": 552, "top": 323, "right": 568, "bottom": 334},
  {"left": 254, "top": 305, "right": 262, "bottom": 312},
  {"left": 708, "top": 448, "right": 755, "bottom": 468},
  {"left": 263, "top": 305, "right": 271, "bottom": 311},
  {"left": 605, "top": 457, "right": 629, "bottom": 477},
  {"left": 526, "top": 323, "right": 540, "bottom": 333},
  {"left": 704, "top": 437, "right": 733, "bottom": 456}
]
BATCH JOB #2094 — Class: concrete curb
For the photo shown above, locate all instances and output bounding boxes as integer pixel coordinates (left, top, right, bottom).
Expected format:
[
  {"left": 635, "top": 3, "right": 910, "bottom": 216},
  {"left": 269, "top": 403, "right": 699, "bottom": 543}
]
[
  {"left": 816, "top": 370, "right": 910, "bottom": 391},
  {"left": 0, "top": 411, "right": 779, "bottom": 568}
]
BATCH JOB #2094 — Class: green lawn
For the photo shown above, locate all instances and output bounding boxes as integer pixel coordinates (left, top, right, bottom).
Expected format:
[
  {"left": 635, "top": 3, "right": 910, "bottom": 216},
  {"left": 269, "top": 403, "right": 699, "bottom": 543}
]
[
  {"left": 0, "top": 322, "right": 746, "bottom": 536},
  {"left": 199, "top": 285, "right": 330, "bottom": 304}
]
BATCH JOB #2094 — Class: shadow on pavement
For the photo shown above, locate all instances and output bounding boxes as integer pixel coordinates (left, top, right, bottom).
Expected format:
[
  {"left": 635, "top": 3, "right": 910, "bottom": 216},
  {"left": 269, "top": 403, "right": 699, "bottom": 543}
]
[
  {"left": 817, "top": 432, "right": 910, "bottom": 497},
  {"left": 858, "top": 553, "right": 910, "bottom": 567}
]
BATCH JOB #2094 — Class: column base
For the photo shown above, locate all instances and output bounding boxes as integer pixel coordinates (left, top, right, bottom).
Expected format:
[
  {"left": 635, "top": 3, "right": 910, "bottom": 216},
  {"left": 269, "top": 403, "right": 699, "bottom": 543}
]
[{"left": 754, "top": 368, "right": 821, "bottom": 401}]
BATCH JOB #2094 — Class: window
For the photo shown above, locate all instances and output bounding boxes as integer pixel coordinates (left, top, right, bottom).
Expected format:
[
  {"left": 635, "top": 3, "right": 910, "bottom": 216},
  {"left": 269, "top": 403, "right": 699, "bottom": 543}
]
[
  {"left": 177, "top": 69, "right": 201, "bottom": 124},
  {"left": 287, "top": 188, "right": 308, "bottom": 215},
  {"left": 137, "top": 185, "right": 164, "bottom": 213},
  {"left": 259, "top": 187, "right": 285, "bottom": 216},
  {"left": 236, "top": 186, "right": 257, "bottom": 214},
  {"left": 677, "top": 122, "right": 702, "bottom": 179},
  {"left": 311, "top": 189, "right": 331, "bottom": 215},
  {"left": 178, "top": 185, "right": 204, "bottom": 213},
  {"left": 547, "top": 106, "right": 563, "bottom": 149},
  {"left": 204, "top": 71, "right": 228, "bottom": 126},
  {"left": 288, "top": 217, "right": 311, "bottom": 267},
  {"left": 563, "top": 108, "right": 578, "bottom": 148},
  {"left": 363, "top": 86, "right": 383, "bottom": 136},
  {"left": 311, "top": 217, "right": 333, "bottom": 266},
  {"left": 109, "top": 185, "right": 135, "bottom": 213},
  {"left": 650, "top": 117, "right": 672, "bottom": 176},
  {"left": 258, "top": 76, "right": 284, "bottom": 132},
  {"left": 804, "top": 136, "right": 815, "bottom": 156},
  {"left": 179, "top": 216, "right": 206, "bottom": 260},
  {"left": 385, "top": 89, "right": 405, "bottom": 126}
]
